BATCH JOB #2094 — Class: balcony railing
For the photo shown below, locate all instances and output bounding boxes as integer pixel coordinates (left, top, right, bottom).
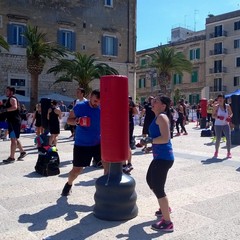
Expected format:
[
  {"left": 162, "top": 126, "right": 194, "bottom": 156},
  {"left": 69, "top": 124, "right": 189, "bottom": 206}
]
[
  {"left": 209, "top": 67, "right": 227, "bottom": 74},
  {"left": 209, "top": 85, "right": 227, "bottom": 92},
  {"left": 209, "top": 48, "right": 227, "bottom": 55},
  {"left": 209, "top": 30, "right": 228, "bottom": 39}
]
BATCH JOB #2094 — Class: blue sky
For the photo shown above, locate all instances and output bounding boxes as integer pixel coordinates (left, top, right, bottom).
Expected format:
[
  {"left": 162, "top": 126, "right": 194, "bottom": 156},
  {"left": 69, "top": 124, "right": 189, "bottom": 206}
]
[{"left": 137, "top": 0, "right": 240, "bottom": 51}]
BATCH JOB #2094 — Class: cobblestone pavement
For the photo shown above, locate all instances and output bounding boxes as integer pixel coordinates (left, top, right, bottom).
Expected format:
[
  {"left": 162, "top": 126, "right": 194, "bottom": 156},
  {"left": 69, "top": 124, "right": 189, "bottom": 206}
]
[{"left": 0, "top": 122, "right": 240, "bottom": 240}]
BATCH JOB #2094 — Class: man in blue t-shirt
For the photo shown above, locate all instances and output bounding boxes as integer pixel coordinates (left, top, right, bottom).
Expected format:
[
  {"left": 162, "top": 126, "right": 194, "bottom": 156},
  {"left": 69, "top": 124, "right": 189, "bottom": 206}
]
[{"left": 61, "top": 89, "right": 102, "bottom": 196}]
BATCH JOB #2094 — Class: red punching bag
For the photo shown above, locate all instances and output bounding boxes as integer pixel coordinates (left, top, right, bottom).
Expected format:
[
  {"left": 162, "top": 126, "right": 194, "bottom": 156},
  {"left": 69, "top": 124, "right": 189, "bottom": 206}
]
[
  {"left": 100, "top": 75, "right": 129, "bottom": 162},
  {"left": 200, "top": 98, "right": 207, "bottom": 118}
]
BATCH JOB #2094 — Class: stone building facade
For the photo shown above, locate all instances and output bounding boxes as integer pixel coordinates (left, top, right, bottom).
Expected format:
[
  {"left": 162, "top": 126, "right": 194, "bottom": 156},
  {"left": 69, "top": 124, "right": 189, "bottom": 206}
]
[
  {"left": 136, "top": 10, "right": 240, "bottom": 105},
  {"left": 136, "top": 28, "right": 206, "bottom": 105},
  {"left": 206, "top": 10, "right": 240, "bottom": 99},
  {"left": 0, "top": 0, "right": 136, "bottom": 102}
]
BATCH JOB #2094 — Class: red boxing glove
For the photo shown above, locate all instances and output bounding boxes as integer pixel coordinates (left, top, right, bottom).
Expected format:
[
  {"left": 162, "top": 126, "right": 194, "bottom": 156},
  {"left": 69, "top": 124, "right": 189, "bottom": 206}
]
[
  {"left": 76, "top": 116, "right": 91, "bottom": 127},
  {"left": 226, "top": 116, "right": 231, "bottom": 122},
  {"left": 217, "top": 116, "right": 224, "bottom": 120}
]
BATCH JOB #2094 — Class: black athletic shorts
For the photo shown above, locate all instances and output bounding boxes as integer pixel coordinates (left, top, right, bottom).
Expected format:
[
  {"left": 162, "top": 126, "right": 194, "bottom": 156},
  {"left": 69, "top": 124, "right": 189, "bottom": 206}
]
[
  {"left": 8, "top": 122, "right": 21, "bottom": 139},
  {"left": 73, "top": 144, "right": 101, "bottom": 167}
]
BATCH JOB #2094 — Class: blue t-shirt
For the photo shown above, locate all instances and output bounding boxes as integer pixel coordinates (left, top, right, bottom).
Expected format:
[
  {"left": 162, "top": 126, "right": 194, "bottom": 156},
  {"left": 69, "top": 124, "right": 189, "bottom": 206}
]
[
  {"left": 73, "top": 101, "right": 100, "bottom": 146},
  {"left": 149, "top": 116, "right": 174, "bottom": 161}
]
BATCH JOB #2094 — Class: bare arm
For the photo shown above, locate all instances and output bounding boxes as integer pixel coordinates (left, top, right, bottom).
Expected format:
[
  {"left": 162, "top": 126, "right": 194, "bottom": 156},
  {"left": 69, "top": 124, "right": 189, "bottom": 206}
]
[
  {"left": 67, "top": 110, "right": 77, "bottom": 125},
  {"left": 6, "top": 97, "right": 18, "bottom": 112}
]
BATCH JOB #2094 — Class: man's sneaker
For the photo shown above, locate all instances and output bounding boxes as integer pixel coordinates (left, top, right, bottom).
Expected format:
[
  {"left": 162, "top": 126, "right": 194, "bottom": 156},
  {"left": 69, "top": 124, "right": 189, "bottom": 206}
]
[
  {"left": 61, "top": 182, "right": 72, "bottom": 196},
  {"left": 122, "top": 165, "right": 130, "bottom": 174},
  {"left": 151, "top": 219, "right": 174, "bottom": 232},
  {"left": 155, "top": 207, "right": 172, "bottom": 217},
  {"left": 127, "top": 163, "right": 133, "bottom": 172},
  {"left": 227, "top": 152, "right": 232, "bottom": 158},
  {"left": 17, "top": 151, "right": 27, "bottom": 160},
  {"left": 213, "top": 151, "right": 218, "bottom": 158},
  {"left": 3, "top": 157, "right": 15, "bottom": 164}
]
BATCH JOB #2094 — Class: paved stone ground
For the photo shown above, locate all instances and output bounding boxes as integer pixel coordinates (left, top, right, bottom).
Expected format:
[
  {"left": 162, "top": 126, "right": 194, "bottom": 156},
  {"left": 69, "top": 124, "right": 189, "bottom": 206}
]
[{"left": 0, "top": 122, "right": 240, "bottom": 240}]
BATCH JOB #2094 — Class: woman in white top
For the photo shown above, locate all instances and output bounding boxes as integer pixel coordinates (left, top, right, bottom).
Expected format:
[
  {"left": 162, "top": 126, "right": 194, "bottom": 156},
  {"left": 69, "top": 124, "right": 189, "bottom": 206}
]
[{"left": 212, "top": 94, "right": 233, "bottom": 158}]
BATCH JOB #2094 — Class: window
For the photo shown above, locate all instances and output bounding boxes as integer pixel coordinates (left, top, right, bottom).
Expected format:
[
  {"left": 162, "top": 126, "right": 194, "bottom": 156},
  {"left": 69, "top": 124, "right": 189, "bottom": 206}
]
[
  {"left": 102, "top": 35, "right": 118, "bottom": 56},
  {"left": 138, "top": 77, "right": 146, "bottom": 88},
  {"left": 236, "top": 57, "right": 240, "bottom": 67},
  {"left": 10, "top": 78, "right": 26, "bottom": 87},
  {"left": 234, "top": 20, "right": 240, "bottom": 30},
  {"left": 214, "top": 60, "right": 222, "bottom": 73},
  {"left": 234, "top": 39, "right": 240, "bottom": 49},
  {"left": 191, "top": 70, "right": 198, "bottom": 83},
  {"left": 173, "top": 74, "right": 182, "bottom": 85},
  {"left": 214, "top": 78, "right": 222, "bottom": 91},
  {"left": 214, "top": 25, "right": 223, "bottom": 37},
  {"left": 189, "top": 94, "right": 199, "bottom": 105},
  {"left": 234, "top": 76, "right": 240, "bottom": 86},
  {"left": 140, "top": 58, "right": 147, "bottom": 67},
  {"left": 104, "top": 0, "right": 113, "bottom": 7},
  {"left": 189, "top": 48, "right": 200, "bottom": 60},
  {"left": 57, "top": 30, "right": 76, "bottom": 51},
  {"left": 214, "top": 42, "right": 222, "bottom": 54},
  {"left": 7, "top": 23, "right": 26, "bottom": 46}
]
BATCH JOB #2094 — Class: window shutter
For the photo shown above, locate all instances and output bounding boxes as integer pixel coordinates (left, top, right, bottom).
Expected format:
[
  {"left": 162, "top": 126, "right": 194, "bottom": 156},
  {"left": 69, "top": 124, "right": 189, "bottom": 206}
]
[
  {"left": 234, "top": 77, "right": 237, "bottom": 86},
  {"left": 196, "top": 48, "right": 200, "bottom": 59},
  {"left": 22, "top": 25, "right": 27, "bottom": 47},
  {"left": 196, "top": 94, "right": 200, "bottom": 104},
  {"left": 234, "top": 40, "right": 238, "bottom": 48},
  {"left": 138, "top": 79, "right": 142, "bottom": 88},
  {"left": 57, "top": 30, "right": 62, "bottom": 45},
  {"left": 173, "top": 74, "right": 177, "bottom": 85},
  {"left": 71, "top": 32, "right": 76, "bottom": 51},
  {"left": 101, "top": 36, "right": 106, "bottom": 55},
  {"left": 7, "top": 24, "right": 14, "bottom": 44},
  {"left": 189, "top": 49, "right": 193, "bottom": 60},
  {"left": 234, "top": 22, "right": 238, "bottom": 30},
  {"left": 179, "top": 75, "right": 182, "bottom": 84},
  {"left": 113, "top": 37, "right": 118, "bottom": 56},
  {"left": 189, "top": 94, "right": 192, "bottom": 105}
]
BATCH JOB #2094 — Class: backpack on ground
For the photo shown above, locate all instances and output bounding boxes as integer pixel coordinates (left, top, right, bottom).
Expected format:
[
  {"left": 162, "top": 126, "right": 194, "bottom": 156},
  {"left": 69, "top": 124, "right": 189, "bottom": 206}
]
[
  {"left": 35, "top": 147, "right": 60, "bottom": 176},
  {"left": 201, "top": 128, "right": 212, "bottom": 137}
]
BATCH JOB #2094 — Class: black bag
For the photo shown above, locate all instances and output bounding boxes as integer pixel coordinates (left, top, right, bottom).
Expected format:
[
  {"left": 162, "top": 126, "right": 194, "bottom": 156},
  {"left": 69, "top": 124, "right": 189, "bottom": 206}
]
[
  {"left": 64, "top": 123, "right": 71, "bottom": 131},
  {"left": 35, "top": 150, "right": 60, "bottom": 176},
  {"left": 201, "top": 129, "right": 212, "bottom": 137}
]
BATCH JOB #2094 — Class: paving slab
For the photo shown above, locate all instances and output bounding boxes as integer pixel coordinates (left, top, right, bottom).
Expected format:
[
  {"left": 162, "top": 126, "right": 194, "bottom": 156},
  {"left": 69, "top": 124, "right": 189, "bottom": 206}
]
[{"left": 0, "top": 122, "right": 240, "bottom": 240}]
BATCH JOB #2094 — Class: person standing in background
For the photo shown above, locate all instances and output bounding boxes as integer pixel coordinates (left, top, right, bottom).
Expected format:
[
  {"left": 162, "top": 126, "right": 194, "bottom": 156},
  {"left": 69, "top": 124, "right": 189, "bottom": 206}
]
[
  {"left": 0, "top": 87, "right": 26, "bottom": 163},
  {"left": 47, "top": 100, "right": 62, "bottom": 146},
  {"left": 212, "top": 94, "right": 233, "bottom": 158}
]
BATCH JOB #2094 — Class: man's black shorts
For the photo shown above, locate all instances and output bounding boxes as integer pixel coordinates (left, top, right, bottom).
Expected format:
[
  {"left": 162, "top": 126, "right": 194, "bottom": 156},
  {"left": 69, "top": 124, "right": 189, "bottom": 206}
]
[{"left": 73, "top": 144, "right": 101, "bottom": 167}]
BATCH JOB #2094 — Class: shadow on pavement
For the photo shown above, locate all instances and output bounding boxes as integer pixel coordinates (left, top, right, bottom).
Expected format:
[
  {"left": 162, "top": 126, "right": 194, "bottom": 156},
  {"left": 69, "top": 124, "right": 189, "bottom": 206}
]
[
  {"left": 201, "top": 157, "right": 228, "bottom": 164},
  {"left": 116, "top": 220, "right": 170, "bottom": 240},
  {"left": 236, "top": 167, "right": 240, "bottom": 172},
  {"left": 19, "top": 197, "right": 93, "bottom": 232}
]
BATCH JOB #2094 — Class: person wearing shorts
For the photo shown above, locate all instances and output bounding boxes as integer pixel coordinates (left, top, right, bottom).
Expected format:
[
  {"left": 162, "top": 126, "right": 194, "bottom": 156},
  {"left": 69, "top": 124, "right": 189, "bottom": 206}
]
[
  {"left": 61, "top": 89, "right": 103, "bottom": 196},
  {"left": 0, "top": 87, "right": 26, "bottom": 163}
]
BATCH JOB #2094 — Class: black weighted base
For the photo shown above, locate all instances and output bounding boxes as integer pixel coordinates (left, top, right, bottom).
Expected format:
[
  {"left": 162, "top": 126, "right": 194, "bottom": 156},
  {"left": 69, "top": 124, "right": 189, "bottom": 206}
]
[
  {"left": 200, "top": 117, "right": 207, "bottom": 129},
  {"left": 231, "top": 128, "right": 240, "bottom": 145},
  {"left": 93, "top": 162, "right": 138, "bottom": 221}
]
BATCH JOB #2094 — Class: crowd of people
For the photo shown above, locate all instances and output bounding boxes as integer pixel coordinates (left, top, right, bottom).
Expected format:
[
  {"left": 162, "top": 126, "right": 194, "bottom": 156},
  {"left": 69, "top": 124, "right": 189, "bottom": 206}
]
[{"left": 0, "top": 85, "right": 235, "bottom": 233}]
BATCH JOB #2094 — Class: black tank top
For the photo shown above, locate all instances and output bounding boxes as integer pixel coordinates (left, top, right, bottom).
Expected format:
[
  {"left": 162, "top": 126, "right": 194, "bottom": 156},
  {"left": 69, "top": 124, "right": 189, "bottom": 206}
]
[{"left": 6, "top": 96, "right": 21, "bottom": 123}]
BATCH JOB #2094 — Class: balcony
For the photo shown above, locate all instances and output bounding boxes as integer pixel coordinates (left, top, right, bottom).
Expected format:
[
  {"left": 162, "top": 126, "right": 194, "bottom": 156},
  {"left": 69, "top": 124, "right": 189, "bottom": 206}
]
[
  {"left": 209, "top": 67, "right": 227, "bottom": 74},
  {"left": 209, "top": 48, "right": 227, "bottom": 56},
  {"left": 209, "top": 85, "right": 227, "bottom": 92},
  {"left": 209, "top": 30, "right": 228, "bottom": 39}
]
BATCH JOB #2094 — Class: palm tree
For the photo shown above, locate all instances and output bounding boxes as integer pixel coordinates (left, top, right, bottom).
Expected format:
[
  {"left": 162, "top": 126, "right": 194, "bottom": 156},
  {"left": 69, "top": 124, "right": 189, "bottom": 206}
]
[
  {"left": 47, "top": 52, "right": 119, "bottom": 95},
  {"left": 23, "top": 25, "right": 66, "bottom": 111},
  {"left": 0, "top": 35, "right": 9, "bottom": 51},
  {"left": 151, "top": 46, "right": 192, "bottom": 96}
]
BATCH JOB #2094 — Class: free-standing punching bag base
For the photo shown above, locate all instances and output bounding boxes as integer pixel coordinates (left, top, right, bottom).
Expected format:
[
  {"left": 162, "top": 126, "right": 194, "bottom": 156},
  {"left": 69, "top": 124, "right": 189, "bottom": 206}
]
[{"left": 93, "top": 163, "right": 138, "bottom": 221}]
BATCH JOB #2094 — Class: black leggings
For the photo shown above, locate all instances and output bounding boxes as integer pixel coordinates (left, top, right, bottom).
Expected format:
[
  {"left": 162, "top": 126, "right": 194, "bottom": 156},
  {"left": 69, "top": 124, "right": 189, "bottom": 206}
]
[
  {"left": 146, "top": 159, "right": 173, "bottom": 199},
  {"left": 176, "top": 117, "right": 187, "bottom": 133}
]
